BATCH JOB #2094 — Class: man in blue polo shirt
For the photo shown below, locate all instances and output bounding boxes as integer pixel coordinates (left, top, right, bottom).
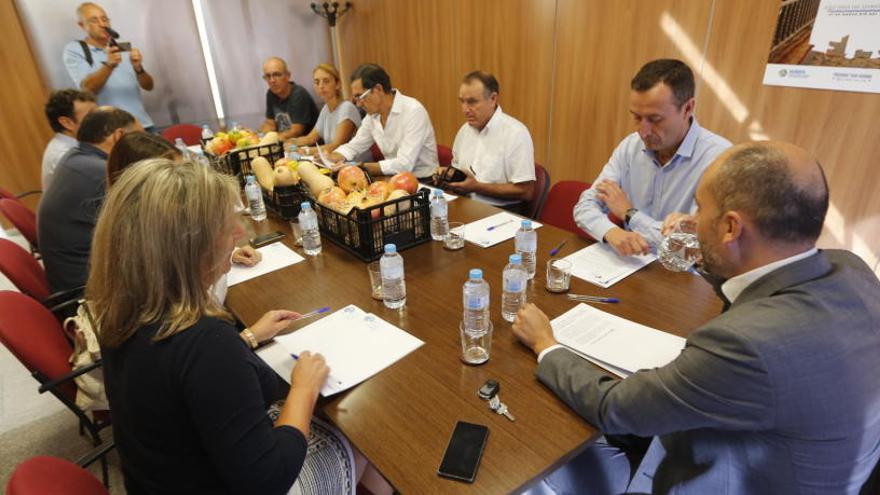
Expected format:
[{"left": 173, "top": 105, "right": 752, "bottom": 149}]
[
  {"left": 38, "top": 106, "right": 141, "bottom": 293},
  {"left": 573, "top": 59, "right": 731, "bottom": 256},
  {"left": 62, "top": 2, "right": 154, "bottom": 131}
]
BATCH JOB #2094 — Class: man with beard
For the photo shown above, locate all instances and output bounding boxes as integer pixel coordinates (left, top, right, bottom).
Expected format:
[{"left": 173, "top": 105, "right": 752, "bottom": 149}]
[{"left": 515, "top": 141, "right": 880, "bottom": 494}]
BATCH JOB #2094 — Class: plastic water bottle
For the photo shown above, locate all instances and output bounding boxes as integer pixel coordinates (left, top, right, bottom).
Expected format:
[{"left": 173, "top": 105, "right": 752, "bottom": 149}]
[
  {"left": 286, "top": 144, "right": 301, "bottom": 161},
  {"left": 430, "top": 189, "right": 449, "bottom": 241},
  {"left": 501, "top": 254, "right": 528, "bottom": 322},
  {"left": 174, "top": 138, "right": 192, "bottom": 161},
  {"left": 298, "top": 202, "right": 322, "bottom": 256},
  {"left": 244, "top": 175, "right": 266, "bottom": 222},
  {"left": 201, "top": 125, "right": 213, "bottom": 140},
  {"left": 463, "top": 269, "right": 490, "bottom": 333},
  {"left": 515, "top": 219, "right": 537, "bottom": 279},
  {"left": 380, "top": 244, "right": 406, "bottom": 309}
]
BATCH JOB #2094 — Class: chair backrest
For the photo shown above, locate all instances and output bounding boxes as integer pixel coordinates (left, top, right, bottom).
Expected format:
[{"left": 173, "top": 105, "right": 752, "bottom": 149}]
[
  {"left": 437, "top": 144, "right": 453, "bottom": 166},
  {"left": 0, "top": 239, "right": 50, "bottom": 300},
  {"left": 6, "top": 456, "right": 109, "bottom": 495},
  {"left": 0, "top": 291, "right": 76, "bottom": 401},
  {"left": 160, "top": 124, "right": 203, "bottom": 146},
  {"left": 0, "top": 199, "right": 39, "bottom": 250},
  {"left": 0, "top": 186, "right": 17, "bottom": 201},
  {"left": 525, "top": 164, "right": 550, "bottom": 219},
  {"left": 539, "top": 180, "right": 593, "bottom": 238}
]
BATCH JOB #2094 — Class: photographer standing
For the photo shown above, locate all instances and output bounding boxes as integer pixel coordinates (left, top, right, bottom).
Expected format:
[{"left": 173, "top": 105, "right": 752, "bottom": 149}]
[{"left": 63, "top": 2, "right": 154, "bottom": 131}]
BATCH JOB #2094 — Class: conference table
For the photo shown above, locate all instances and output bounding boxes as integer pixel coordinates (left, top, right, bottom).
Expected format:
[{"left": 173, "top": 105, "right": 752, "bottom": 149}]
[{"left": 226, "top": 193, "right": 722, "bottom": 494}]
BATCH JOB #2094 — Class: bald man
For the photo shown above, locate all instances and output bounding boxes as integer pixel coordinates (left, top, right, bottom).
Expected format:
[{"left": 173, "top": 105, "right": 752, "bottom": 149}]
[
  {"left": 259, "top": 57, "right": 318, "bottom": 139},
  {"left": 516, "top": 142, "right": 880, "bottom": 494}
]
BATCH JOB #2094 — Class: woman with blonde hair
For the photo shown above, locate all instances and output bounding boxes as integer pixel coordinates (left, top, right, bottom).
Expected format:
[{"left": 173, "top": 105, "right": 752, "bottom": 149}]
[
  {"left": 87, "top": 159, "right": 360, "bottom": 494},
  {"left": 292, "top": 63, "right": 369, "bottom": 161}
]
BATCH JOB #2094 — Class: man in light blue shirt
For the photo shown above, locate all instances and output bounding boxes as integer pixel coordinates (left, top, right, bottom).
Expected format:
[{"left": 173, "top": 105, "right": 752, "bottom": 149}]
[
  {"left": 573, "top": 59, "right": 731, "bottom": 256},
  {"left": 62, "top": 2, "right": 154, "bottom": 130}
]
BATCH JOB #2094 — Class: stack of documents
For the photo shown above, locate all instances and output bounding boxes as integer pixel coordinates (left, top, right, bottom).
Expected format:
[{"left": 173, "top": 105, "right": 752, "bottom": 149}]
[
  {"left": 551, "top": 303, "right": 685, "bottom": 378},
  {"left": 258, "top": 305, "right": 424, "bottom": 396},
  {"left": 227, "top": 243, "right": 304, "bottom": 286},
  {"left": 464, "top": 212, "right": 543, "bottom": 248},
  {"left": 564, "top": 243, "right": 655, "bottom": 288}
]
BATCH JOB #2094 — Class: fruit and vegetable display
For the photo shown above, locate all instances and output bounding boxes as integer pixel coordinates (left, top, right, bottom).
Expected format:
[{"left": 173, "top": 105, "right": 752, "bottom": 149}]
[{"left": 204, "top": 128, "right": 280, "bottom": 156}]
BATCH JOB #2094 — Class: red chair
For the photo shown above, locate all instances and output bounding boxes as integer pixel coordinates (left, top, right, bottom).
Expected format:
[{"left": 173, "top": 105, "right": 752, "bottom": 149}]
[
  {"left": 0, "top": 198, "right": 39, "bottom": 254},
  {"left": 540, "top": 180, "right": 593, "bottom": 238},
  {"left": 437, "top": 144, "right": 453, "bottom": 166},
  {"left": 0, "top": 291, "right": 111, "bottom": 484},
  {"left": 0, "top": 238, "right": 49, "bottom": 300},
  {"left": 525, "top": 164, "right": 550, "bottom": 220},
  {"left": 6, "top": 444, "right": 114, "bottom": 494},
  {"left": 160, "top": 123, "right": 203, "bottom": 146},
  {"left": 0, "top": 187, "right": 41, "bottom": 203}
]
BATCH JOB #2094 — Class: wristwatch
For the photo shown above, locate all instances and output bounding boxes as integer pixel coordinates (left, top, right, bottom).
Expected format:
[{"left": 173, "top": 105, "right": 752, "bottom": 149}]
[{"left": 624, "top": 208, "right": 639, "bottom": 226}]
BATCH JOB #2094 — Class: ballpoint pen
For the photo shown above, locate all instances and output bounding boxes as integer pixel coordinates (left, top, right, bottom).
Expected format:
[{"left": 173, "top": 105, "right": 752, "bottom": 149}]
[
  {"left": 549, "top": 239, "right": 568, "bottom": 257},
  {"left": 290, "top": 353, "right": 343, "bottom": 386},
  {"left": 296, "top": 306, "right": 331, "bottom": 321},
  {"left": 566, "top": 293, "right": 620, "bottom": 304},
  {"left": 487, "top": 219, "right": 514, "bottom": 231}
]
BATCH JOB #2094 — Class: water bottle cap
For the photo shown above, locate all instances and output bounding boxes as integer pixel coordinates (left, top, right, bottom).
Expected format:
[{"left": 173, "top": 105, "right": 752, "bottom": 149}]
[
  {"left": 469, "top": 268, "right": 483, "bottom": 280},
  {"left": 202, "top": 124, "right": 209, "bottom": 129},
  {"left": 509, "top": 254, "right": 522, "bottom": 264},
  {"left": 432, "top": 189, "right": 442, "bottom": 197},
  {"left": 175, "top": 137, "right": 185, "bottom": 144},
  {"left": 384, "top": 243, "right": 397, "bottom": 254},
  {"left": 300, "top": 201, "right": 311, "bottom": 209},
  {"left": 521, "top": 219, "right": 532, "bottom": 228},
  {"left": 246, "top": 174, "right": 256, "bottom": 183}
]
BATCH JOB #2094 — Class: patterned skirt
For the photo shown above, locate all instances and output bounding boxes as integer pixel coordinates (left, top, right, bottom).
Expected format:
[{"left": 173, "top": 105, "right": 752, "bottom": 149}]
[{"left": 267, "top": 402, "right": 357, "bottom": 495}]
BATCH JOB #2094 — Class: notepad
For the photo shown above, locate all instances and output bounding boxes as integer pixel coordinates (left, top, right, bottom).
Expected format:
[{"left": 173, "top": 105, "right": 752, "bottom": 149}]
[
  {"left": 227, "top": 243, "right": 304, "bottom": 286},
  {"left": 270, "top": 305, "right": 424, "bottom": 396},
  {"left": 564, "top": 243, "right": 655, "bottom": 288},
  {"left": 551, "top": 303, "right": 686, "bottom": 378},
  {"left": 464, "top": 212, "right": 542, "bottom": 248}
]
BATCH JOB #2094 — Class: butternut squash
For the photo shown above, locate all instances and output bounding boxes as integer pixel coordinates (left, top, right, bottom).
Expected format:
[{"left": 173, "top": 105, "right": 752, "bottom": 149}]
[
  {"left": 298, "top": 161, "right": 335, "bottom": 196},
  {"left": 251, "top": 156, "right": 275, "bottom": 192}
]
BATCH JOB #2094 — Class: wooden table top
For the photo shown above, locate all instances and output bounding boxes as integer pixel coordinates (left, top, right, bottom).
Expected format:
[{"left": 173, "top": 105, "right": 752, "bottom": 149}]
[{"left": 226, "top": 195, "right": 722, "bottom": 494}]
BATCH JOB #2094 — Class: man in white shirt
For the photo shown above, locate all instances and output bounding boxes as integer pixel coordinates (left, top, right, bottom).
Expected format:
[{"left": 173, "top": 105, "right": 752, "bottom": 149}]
[
  {"left": 41, "top": 89, "right": 97, "bottom": 190},
  {"left": 434, "top": 71, "right": 535, "bottom": 211},
  {"left": 329, "top": 63, "right": 438, "bottom": 178}
]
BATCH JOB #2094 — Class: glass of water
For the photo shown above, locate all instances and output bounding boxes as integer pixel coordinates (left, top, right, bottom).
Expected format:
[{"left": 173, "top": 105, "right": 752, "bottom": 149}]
[
  {"left": 546, "top": 258, "right": 573, "bottom": 293},
  {"left": 444, "top": 222, "right": 465, "bottom": 250},
  {"left": 658, "top": 217, "right": 701, "bottom": 272},
  {"left": 460, "top": 320, "right": 492, "bottom": 365}
]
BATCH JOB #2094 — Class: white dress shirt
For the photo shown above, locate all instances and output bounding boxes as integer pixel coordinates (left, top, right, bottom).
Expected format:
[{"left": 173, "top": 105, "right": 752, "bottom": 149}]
[
  {"left": 721, "top": 248, "right": 818, "bottom": 304},
  {"left": 335, "top": 90, "right": 439, "bottom": 178},
  {"left": 451, "top": 106, "right": 536, "bottom": 206},
  {"left": 41, "top": 133, "right": 78, "bottom": 190}
]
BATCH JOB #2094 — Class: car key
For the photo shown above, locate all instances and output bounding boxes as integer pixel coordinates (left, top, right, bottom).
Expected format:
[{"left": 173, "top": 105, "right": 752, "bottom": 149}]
[
  {"left": 489, "top": 395, "right": 516, "bottom": 421},
  {"left": 478, "top": 379, "right": 499, "bottom": 400}
]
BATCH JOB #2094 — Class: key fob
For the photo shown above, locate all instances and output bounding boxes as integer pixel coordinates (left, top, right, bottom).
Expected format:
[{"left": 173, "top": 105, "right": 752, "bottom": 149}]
[{"left": 478, "top": 379, "right": 499, "bottom": 400}]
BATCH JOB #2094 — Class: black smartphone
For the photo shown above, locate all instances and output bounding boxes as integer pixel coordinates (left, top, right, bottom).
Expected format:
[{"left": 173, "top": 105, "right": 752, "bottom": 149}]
[
  {"left": 251, "top": 231, "right": 285, "bottom": 248},
  {"left": 116, "top": 41, "right": 132, "bottom": 52},
  {"left": 437, "top": 421, "right": 489, "bottom": 483}
]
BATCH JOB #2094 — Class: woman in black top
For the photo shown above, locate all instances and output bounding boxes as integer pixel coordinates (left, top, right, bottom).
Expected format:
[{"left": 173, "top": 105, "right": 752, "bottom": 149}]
[{"left": 87, "top": 159, "right": 332, "bottom": 494}]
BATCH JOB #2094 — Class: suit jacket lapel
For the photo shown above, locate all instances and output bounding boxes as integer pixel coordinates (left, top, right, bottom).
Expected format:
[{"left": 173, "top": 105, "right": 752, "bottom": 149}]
[{"left": 730, "top": 251, "right": 832, "bottom": 309}]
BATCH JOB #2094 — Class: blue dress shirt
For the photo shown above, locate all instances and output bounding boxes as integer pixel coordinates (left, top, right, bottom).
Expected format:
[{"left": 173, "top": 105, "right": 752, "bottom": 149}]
[{"left": 573, "top": 118, "right": 731, "bottom": 247}]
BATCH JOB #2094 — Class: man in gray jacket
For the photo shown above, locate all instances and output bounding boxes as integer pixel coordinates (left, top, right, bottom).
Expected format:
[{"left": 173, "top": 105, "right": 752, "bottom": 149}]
[{"left": 514, "top": 141, "right": 880, "bottom": 494}]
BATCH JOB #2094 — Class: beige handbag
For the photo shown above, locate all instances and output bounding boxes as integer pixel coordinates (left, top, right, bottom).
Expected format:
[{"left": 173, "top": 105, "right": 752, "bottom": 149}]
[{"left": 64, "top": 301, "right": 109, "bottom": 411}]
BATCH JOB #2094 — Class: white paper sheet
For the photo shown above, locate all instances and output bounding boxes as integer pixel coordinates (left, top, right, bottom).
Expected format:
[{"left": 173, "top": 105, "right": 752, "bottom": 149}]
[
  {"left": 227, "top": 243, "right": 304, "bottom": 286},
  {"left": 463, "top": 212, "right": 542, "bottom": 248},
  {"left": 273, "top": 305, "right": 424, "bottom": 396},
  {"left": 564, "top": 243, "right": 655, "bottom": 288},
  {"left": 551, "top": 303, "right": 686, "bottom": 378},
  {"left": 418, "top": 184, "right": 458, "bottom": 202}
]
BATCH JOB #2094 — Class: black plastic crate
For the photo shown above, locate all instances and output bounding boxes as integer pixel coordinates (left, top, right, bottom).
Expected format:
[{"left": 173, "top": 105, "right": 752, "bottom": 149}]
[
  {"left": 312, "top": 188, "right": 431, "bottom": 262},
  {"left": 264, "top": 184, "right": 310, "bottom": 221},
  {"left": 227, "top": 143, "right": 285, "bottom": 182}
]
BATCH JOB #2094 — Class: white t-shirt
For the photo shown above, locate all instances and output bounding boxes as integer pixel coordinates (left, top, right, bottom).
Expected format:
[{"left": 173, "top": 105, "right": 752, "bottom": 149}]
[
  {"left": 314, "top": 100, "right": 370, "bottom": 162},
  {"left": 451, "top": 106, "right": 535, "bottom": 206}
]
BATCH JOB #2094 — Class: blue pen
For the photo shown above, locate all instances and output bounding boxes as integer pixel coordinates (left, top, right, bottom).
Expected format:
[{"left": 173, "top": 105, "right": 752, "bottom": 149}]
[
  {"left": 549, "top": 239, "right": 568, "bottom": 257},
  {"left": 296, "top": 306, "right": 331, "bottom": 322},
  {"left": 487, "top": 219, "right": 514, "bottom": 231},
  {"left": 566, "top": 293, "right": 620, "bottom": 304},
  {"left": 290, "top": 353, "right": 343, "bottom": 386}
]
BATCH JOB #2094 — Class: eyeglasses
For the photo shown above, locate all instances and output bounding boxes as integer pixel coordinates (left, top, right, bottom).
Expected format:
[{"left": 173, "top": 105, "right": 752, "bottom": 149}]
[
  {"left": 355, "top": 87, "right": 373, "bottom": 102},
  {"left": 262, "top": 72, "right": 287, "bottom": 81},
  {"left": 85, "top": 16, "right": 110, "bottom": 25}
]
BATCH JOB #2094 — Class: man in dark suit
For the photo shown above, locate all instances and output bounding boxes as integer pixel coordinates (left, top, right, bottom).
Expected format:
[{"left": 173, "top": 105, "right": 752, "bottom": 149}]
[{"left": 513, "top": 141, "right": 880, "bottom": 494}]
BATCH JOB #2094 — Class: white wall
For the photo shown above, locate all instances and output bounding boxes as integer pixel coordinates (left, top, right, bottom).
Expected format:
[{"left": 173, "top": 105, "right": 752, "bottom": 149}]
[{"left": 16, "top": 0, "right": 332, "bottom": 129}]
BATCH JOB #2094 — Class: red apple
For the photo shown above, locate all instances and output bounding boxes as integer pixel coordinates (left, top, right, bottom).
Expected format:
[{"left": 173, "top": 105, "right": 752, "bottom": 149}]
[
  {"left": 337, "top": 165, "right": 368, "bottom": 193},
  {"left": 367, "top": 181, "right": 391, "bottom": 201},
  {"left": 389, "top": 171, "right": 418, "bottom": 194},
  {"left": 318, "top": 186, "right": 346, "bottom": 206}
]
